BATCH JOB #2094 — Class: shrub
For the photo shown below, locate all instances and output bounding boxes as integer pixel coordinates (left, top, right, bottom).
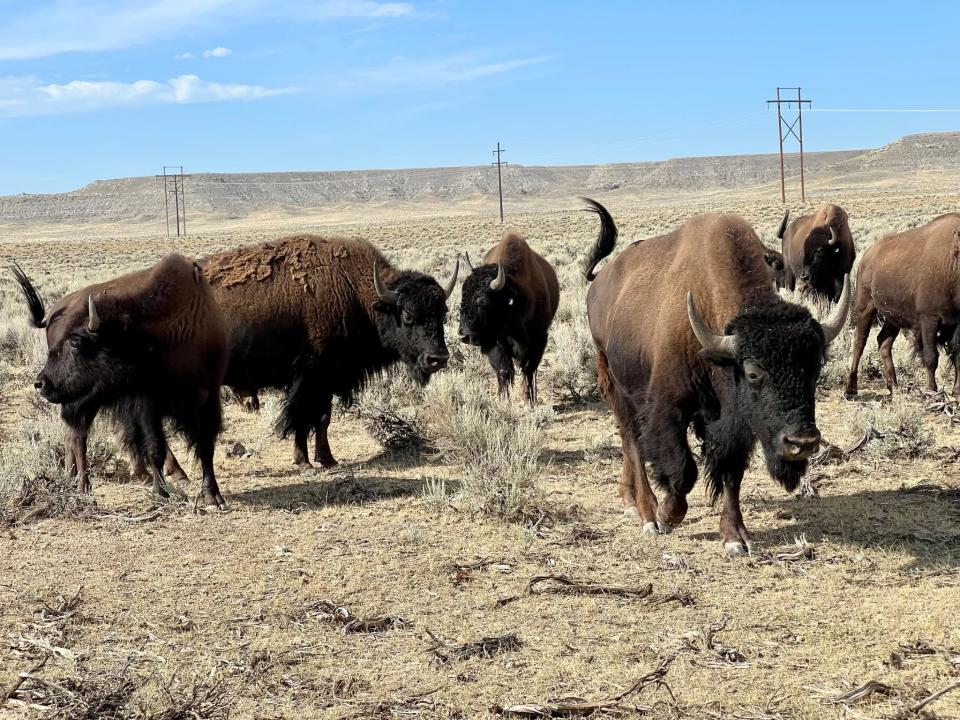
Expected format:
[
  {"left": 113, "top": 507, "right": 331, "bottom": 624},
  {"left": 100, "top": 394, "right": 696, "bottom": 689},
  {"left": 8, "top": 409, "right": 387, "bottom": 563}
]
[{"left": 354, "top": 370, "right": 428, "bottom": 451}]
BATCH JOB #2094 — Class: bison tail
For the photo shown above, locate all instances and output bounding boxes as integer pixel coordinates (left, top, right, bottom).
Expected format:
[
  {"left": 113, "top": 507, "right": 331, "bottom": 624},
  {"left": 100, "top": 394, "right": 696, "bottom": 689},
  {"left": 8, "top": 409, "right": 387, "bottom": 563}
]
[
  {"left": 581, "top": 197, "right": 619, "bottom": 281},
  {"left": 10, "top": 262, "right": 46, "bottom": 328},
  {"left": 775, "top": 209, "right": 790, "bottom": 240}
]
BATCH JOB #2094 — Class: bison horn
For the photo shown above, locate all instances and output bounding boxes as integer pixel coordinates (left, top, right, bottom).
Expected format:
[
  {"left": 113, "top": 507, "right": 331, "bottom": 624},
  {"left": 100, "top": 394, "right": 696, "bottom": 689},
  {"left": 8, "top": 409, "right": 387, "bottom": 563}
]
[
  {"left": 463, "top": 252, "right": 474, "bottom": 272},
  {"left": 828, "top": 227, "right": 838, "bottom": 245},
  {"left": 489, "top": 261, "right": 506, "bottom": 292},
  {"left": 443, "top": 256, "right": 460, "bottom": 299},
  {"left": 87, "top": 295, "right": 101, "bottom": 333},
  {"left": 373, "top": 261, "right": 399, "bottom": 305},
  {"left": 819, "top": 274, "right": 851, "bottom": 345},
  {"left": 686, "top": 292, "right": 737, "bottom": 359}
]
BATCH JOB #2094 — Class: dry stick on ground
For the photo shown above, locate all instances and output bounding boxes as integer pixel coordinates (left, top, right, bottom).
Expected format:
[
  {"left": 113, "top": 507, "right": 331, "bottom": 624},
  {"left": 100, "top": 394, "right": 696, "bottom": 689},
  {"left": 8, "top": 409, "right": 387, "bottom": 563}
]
[
  {"left": 904, "top": 679, "right": 960, "bottom": 715},
  {"left": 527, "top": 574, "right": 654, "bottom": 599},
  {"left": 824, "top": 680, "right": 894, "bottom": 705},
  {"left": 498, "top": 652, "right": 678, "bottom": 717},
  {"left": 425, "top": 630, "right": 522, "bottom": 664},
  {"left": 810, "top": 428, "right": 877, "bottom": 467},
  {"left": 301, "top": 600, "right": 411, "bottom": 634},
  {"left": 0, "top": 654, "right": 49, "bottom": 708}
]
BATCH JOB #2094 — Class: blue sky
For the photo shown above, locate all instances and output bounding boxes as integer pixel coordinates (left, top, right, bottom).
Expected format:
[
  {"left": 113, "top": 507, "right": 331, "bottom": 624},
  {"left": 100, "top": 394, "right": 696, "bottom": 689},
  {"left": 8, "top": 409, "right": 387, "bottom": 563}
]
[{"left": 2, "top": 0, "right": 960, "bottom": 195}]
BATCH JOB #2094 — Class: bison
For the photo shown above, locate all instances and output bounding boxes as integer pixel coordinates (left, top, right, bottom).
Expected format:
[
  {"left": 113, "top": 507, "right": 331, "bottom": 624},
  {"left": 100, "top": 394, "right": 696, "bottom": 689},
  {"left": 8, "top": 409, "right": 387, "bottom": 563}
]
[
  {"left": 778, "top": 204, "right": 856, "bottom": 302},
  {"left": 201, "top": 235, "right": 458, "bottom": 468},
  {"left": 458, "top": 233, "right": 559, "bottom": 403},
  {"left": 582, "top": 199, "right": 849, "bottom": 555},
  {"left": 846, "top": 213, "right": 960, "bottom": 399},
  {"left": 11, "top": 255, "right": 229, "bottom": 508}
]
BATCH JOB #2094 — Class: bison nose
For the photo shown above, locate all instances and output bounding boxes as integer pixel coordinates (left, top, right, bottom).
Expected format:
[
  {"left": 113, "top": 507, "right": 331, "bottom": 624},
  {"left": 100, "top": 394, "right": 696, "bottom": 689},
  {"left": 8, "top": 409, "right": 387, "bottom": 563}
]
[
  {"left": 782, "top": 428, "right": 821, "bottom": 459},
  {"left": 425, "top": 352, "right": 449, "bottom": 370}
]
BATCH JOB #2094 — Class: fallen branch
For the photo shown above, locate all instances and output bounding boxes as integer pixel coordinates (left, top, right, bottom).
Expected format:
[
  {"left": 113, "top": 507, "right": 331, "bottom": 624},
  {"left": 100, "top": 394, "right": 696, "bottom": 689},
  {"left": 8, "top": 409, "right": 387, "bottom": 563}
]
[
  {"left": 527, "top": 574, "right": 653, "bottom": 599},
  {"left": 905, "top": 679, "right": 960, "bottom": 714},
  {"left": 300, "top": 600, "right": 411, "bottom": 634},
  {"left": 498, "top": 653, "right": 677, "bottom": 717},
  {"left": 425, "top": 630, "right": 521, "bottom": 664},
  {"left": 0, "top": 655, "right": 49, "bottom": 708},
  {"left": 824, "top": 680, "right": 893, "bottom": 705}
]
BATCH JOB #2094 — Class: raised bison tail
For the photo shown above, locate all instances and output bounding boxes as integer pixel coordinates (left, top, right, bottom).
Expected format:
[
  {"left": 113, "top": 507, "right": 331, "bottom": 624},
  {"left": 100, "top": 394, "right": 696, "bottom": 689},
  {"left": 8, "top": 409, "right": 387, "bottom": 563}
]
[
  {"left": 581, "top": 198, "right": 619, "bottom": 281},
  {"left": 775, "top": 209, "right": 790, "bottom": 240},
  {"left": 10, "top": 262, "right": 47, "bottom": 328}
]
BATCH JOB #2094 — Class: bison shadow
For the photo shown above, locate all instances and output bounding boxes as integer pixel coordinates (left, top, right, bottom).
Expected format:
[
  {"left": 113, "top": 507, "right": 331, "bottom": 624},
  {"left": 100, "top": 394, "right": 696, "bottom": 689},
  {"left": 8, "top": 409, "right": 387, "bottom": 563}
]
[
  {"left": 688, "top": 486, "right": 960, "bottom": 571},
  {"left": 228, "top": 473, "right": 437, "bottom": 511}
]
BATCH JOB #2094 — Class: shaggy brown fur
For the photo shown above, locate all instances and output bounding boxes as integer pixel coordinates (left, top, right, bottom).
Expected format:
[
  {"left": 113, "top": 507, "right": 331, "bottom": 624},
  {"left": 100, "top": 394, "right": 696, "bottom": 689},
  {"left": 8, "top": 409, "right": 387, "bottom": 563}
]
[
  {"left": 459, "top": 233, "right": 560, "bottom": 403},
  {"left": 846, "top": 212, "right": 960, "bottom": 399},
  {"left": 201, "top": 234, "right": 453, "bottom": 468},
  {"left": 584, "top": 203, "right": 847, "bottom": 555},
  {"left": 13, "top": 255, "right": 228, "bottom": 506},
  {"left": 779, "top": 204, "right": 856, "bottom": 301}
]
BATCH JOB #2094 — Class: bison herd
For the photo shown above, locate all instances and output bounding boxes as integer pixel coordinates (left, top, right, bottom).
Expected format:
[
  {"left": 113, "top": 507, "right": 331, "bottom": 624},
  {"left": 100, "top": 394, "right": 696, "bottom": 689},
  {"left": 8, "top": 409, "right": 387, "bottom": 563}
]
[{"left": 10, "top": 201, "right": 960, "bottom": 555}]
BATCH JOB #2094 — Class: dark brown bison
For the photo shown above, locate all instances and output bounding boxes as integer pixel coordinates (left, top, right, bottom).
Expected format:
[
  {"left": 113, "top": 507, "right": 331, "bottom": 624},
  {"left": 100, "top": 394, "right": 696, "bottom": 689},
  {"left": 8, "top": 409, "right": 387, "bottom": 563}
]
[
  {"left": 846, "top": 213, "right": 960, "bottom": 399},
  {"left": 458, "top": 233, "right": 559, "bottom": 403},
  {"left": 583, "top": 200, "right": 849, "bottom": 555},
  {"left": 202, "top": 235, "right": 458, "bottom": 468},
  {"left": 763, "top": 246, "right": 786, "bottom": 289},
  {"left": 11, "top": 255, "right": 229, "bottom": 508},
  {"left": 778, "top": 204, "right": 856, "bottom": 302}
]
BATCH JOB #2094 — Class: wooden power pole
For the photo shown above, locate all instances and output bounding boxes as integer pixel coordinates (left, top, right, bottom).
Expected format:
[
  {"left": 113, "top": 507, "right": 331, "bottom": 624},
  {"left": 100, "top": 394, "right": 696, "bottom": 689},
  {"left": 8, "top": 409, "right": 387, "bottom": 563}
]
[
  {"left": 492, "top": 142, "right": 507, "bottom": 222},
  {"left": 767, "top": 87, "right": 812, "bottom": 203}
]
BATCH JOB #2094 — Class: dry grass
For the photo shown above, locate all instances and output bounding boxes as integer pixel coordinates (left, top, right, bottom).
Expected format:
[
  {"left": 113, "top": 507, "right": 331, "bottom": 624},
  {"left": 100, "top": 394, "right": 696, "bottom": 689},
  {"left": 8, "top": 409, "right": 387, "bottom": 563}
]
[{"left": 1, "top": 189, "right": 959, "bottom": 719}]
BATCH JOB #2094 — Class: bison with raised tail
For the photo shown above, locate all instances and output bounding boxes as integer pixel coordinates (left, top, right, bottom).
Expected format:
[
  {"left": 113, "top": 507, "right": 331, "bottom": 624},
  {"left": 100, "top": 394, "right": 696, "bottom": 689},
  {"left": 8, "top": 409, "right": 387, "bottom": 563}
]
[
  {"left": 202, "top": 235, "right": 458, "bottom": 468},
  {"left": 846, "top": 213, "right": 960, "bottom": 399},
  {"left": 458, "top": 233, "right": 559, "bottom": 404},
  {"left": 11, "top": 256, "right": 229, "bottom": 508},
  {"left": 583, "top": 199, "right": 850, "bottom": 555},
  {"left": 778, "top": 204, "right": 856, "bottom": 302}
]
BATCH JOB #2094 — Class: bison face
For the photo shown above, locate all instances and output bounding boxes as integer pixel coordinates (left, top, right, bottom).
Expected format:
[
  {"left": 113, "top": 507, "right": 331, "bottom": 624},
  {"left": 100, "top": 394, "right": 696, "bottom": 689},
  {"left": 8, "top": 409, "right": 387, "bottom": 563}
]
[
  {"left": 373, "top": 270, "right": 451, "bottom": 385},
  {"left": 688, "top": 279, "right": 850, "bottom": 491},
  {"left": 802, "top": 227, "right": 850, "bottom": 302},
  {"left": 722, "top": 305, "right": 826, "bottom": 491},
  {"left": 458, "top": 263, "right": 518, "bottom": 347},
  {"left": 34, "top": 297, "right": 133, "bottom": 406}
]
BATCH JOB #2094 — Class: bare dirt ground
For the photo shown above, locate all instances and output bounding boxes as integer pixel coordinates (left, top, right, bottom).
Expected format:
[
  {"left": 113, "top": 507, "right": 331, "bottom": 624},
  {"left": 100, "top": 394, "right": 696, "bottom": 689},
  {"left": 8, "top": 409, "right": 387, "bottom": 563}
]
[{"left": 1, "top": 187, "right": 959, "bottom": 719}]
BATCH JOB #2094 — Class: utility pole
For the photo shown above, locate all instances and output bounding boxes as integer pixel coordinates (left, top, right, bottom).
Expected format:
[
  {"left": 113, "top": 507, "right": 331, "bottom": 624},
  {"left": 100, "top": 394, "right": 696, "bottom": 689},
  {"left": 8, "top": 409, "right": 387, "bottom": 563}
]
[
  {"left": 155, "top": 165, "right": 190, "bottom": 237},
  {"left": 767, "top": 87, "right": 812, "bottom": 203},
  {"left": 492, "top": 142, "right": 507, "bottom": 222}
]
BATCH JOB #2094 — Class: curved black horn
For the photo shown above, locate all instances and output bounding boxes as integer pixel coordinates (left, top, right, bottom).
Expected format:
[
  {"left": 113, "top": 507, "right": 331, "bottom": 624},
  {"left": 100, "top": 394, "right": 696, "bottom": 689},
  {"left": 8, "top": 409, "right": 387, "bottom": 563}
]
[
  {"left": 820, "top": 274, "right": 851, "bottom": 345},
  {"left": 686, "top": 292, "right": 737, "bottom": 359},
  {"left": 463, "top": 252, "right": 474, "bottom": 272},
  {"left": 373, "top": 261, "right": 399, "bottom": 305},
  {"left": 489, "top": 261, "right": 506, "bottom": 292},
  {"left": 443, "top": 256, "right": 459, "bottom": 299}
]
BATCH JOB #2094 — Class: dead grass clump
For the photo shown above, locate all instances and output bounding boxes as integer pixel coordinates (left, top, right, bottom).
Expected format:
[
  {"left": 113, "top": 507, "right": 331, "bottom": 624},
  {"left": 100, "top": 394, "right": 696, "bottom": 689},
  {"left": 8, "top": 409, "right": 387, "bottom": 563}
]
[
  {"left": 354, "top": 370, "right": 429, "bottom": 451},
  {"left": 421, "top": 367, "right": 552, "bottom": 523},
  {"left": 543, "top": 318, "right": 599, "bottom": 403},
  {"left": 296, "top": 600, "right": 411, "bottom": 634},
  {"left": 852, "top": 397, "right": 935, "bottom": 460}
]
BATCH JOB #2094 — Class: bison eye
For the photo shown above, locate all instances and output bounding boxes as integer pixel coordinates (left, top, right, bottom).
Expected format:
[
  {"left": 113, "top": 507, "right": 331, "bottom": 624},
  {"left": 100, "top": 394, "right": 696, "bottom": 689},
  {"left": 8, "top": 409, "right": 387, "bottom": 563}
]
[{"left": 743, "top": 362, "right": 766, "bottom": 386}]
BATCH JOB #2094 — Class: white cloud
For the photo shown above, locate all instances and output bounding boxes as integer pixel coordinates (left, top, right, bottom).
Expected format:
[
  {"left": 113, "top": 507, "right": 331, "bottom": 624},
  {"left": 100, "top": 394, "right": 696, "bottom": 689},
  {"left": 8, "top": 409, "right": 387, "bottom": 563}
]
[
  {"left": 0, "top": 1, "right": 415, "bottom": 60},
  {"left": 338, "top": 54, "right": 551, "bottom": 90},
  {"left": 0, "top": 74, "right": 295, "bottom": 116},
  {"left": 203, "top": 46, "right": 231, "bottom": 58},
  {"left": 173, "top": 51, "right": 194, "bottom": 60}
]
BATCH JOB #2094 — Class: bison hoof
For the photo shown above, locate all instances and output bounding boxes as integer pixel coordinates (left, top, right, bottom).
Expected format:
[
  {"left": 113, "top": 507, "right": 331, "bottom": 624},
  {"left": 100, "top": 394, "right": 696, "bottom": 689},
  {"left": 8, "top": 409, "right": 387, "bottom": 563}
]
[
  {"left": 315, "top": 456, "right": 338, "bottom": 469},
  {"left": 641, "top": 521, "right": 661, "bottom": 536},
  {"left": 725, "top": 541, "right": 750, "bottom": 557}
]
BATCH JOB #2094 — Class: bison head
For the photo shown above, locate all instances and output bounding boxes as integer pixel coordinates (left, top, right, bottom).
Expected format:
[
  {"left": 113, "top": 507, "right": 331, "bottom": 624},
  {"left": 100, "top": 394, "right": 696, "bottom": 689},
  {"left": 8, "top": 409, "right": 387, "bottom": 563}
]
[
  {"left": 457, "top": 257, "right": 518, "bottom": 348},
  {"left": 802, "top": 226, "right": 849, "bottom": 301},
  {"left": 372, "top": 259, "right": 457, "bottom": 385},
  {"left": 687, "top": 276, "right": 850, "bottom": 491},
  {"left": 12, "top": 264, "right": 133, "bottom": 406}
]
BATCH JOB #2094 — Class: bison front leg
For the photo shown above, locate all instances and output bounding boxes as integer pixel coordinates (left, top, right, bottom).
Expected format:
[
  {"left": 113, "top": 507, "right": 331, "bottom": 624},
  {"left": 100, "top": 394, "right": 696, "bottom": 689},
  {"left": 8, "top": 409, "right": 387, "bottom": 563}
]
[
  {"left": 719, "top": 478, "right": 751, "bottom": 556},
  {"left": 520, "top": 333, "right": 548, "bottom": 406},
  {"left": 703, "top": 419, "right": 753, "bottom": 555},
  {"left": 644, "top": 400, "right": 697, "bottom": 532},
  {"left": 65, "top": 426, "right": 90, "bottom": 494},
  {"left": 313, "top": 394, "right": 338, "bottom": 468}
]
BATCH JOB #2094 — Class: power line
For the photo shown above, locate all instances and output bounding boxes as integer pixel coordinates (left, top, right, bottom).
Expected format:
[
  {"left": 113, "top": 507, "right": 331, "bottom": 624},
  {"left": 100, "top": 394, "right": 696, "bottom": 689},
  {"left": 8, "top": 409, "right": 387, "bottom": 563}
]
[
  {"left": 767, "top": 87, "right": 812, "bottom": 204},
  {"left": 155, "top": 165, "right": 189, "bottom": 237},
  {"left": 492, "top": 142, "right": 507, "bottom": 223}
]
